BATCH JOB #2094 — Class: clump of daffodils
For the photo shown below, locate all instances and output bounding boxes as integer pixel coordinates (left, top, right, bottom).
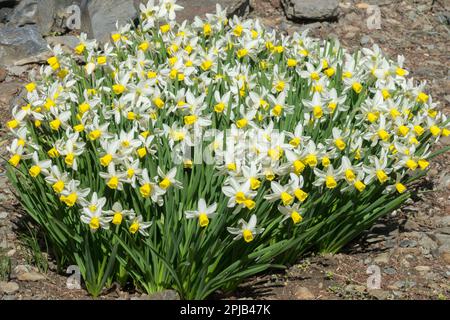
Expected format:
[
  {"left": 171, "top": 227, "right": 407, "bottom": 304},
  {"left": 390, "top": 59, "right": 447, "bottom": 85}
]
[{"left": 6, "top": 0, "right": 449, "bottom": 298}]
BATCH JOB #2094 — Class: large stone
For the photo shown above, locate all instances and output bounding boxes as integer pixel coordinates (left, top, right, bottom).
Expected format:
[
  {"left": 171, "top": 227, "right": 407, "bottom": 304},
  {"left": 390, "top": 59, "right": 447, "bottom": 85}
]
[
  {"left": 175, "top": 0, "right": 250, "bottom": 22},
  {"left": 16, "top": 271, "right": 46, "bottom": 281},
  {"left": 368, "top": 289, "right": 390, "bottom": 300},
  {"left": 8, "top": 0, "right": 38, "bottom": 27},
  {"left": 373, "top": 252, "right": 390, "bottom": 264},
  {"left": 0, "top": 7, "right": 13, "bottom": 23},
  {"left": 13, "top": 265, "right": 46, "bottom": 282},
  {"left": 46, "top": 35, "right": 79, "bottom": 51},
  {"left": 7, "top": 0, "right": 87, "bottom": 36},
  {"left": 438, "top": 216, "right": 450, "bottom": 227},
  {"left": 0, "top": 82, "right": 23, "bottom": 108},
  {"left": 294, "top": 286, "right": 315, "bottom": 299},
  {"left": 36, "top": 0, "right": 88, "bottom": 36},
  {"left": 83, "top": 0, "right": 138, "bottom": 43},
  {"left": 0, "top": 281, "right": 19, "bottom": 294},
  {"left": 0, "top": 25, "right": 49, "bottom": 65},
  {"left": 435, "top": 233, "right": 450, "bottom": 246},
  {"left": 418, "top": 234, "right": 438, "bottom": 254},
  {"left": 281, "top": 0, "right": 339, "bottom": 21}
]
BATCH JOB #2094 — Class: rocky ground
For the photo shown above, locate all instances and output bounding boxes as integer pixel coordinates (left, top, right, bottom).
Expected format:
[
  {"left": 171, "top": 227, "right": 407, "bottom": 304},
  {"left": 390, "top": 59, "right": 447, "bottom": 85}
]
[{"left": 0, "top": 0, "right": 449, "bottom": 300}]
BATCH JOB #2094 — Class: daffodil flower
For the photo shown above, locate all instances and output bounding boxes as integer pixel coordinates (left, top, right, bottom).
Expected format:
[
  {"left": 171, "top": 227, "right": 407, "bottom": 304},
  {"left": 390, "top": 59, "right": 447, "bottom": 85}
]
[
  {"left": 241, "top": 162, "right": 263, "bottom": 190},
  {"left": 264, "top": 180, "right": 295, "bottom": 206},
  {"left": 57, "top": 131, "right": 85, "bottom": 171},
  {"left": 303, "top": 92, "right": 327, "bottom": 121},
  {"left": 313, "top": 165, "right": 342, "bottom": 189},
  {"left": 28, "top": 151, "right": 51, "bottom": 178},
  {"left": 227, "top": 214, "right": 264, "bottom": 242},
  {"left": 45, "top": 165, "right": 70, "bottom": 193},
  {"left": 80, "top": 205, "right": 112, "bottom": 231},
  {"left": 138, "top": 169, "right": 164, "bottom": 205},
  {"left": 278, "top": 203, "right": 304, "bottom": 224},
  {"left": 104, "top": 202, "right": 135, "bottom": 226},
  {"left": 128, "top": 215, "right": 152, "bottom": 236},
  {"left": 157, "top": 167, "right": 182, "bottom": 190},
  {"left": 99, "top": 163, "right": 126, "bottom": 190},
  {"left": 59, "top": 180, "right": 90, "bottom": 207},
  {"left": 222, "top": 179, "right": 256, "bottom": 209},
  {"left": 363, "top": 151, "right": 392, "bottom": 185},
  {"left": 185, "top": 198, "right": 217, "bottom": 227}
]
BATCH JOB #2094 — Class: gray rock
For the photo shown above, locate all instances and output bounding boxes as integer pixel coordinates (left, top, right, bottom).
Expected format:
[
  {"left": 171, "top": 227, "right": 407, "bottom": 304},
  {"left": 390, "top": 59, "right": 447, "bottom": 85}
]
[
  {"left": 399, "top": 239, "right": 417, "bottom": 248},
  {"left": 373, "top": 252, "right": 389, "bottom": 264},
  {"left": 444, "top": 95, "right": 450, "bottom": 104},
  {"left": 407, "top": 10, "right": 417, "bottom": 21},
  {"left": 384, "top": 239, "right": 396, "bottom": 248},
  {"left": 0, "top": 281, "right": 19, "bottom": 294},
  {"left": 8, "top": 0, "right": 38, "bottom": 27},
  {"left": 0, "top": 25, "right": 49, "bottom": 65},
  {"left": 368, "top": 289, "right": 390, "bottom": 300},
  {"left": 414, "top": 265, "right": 431, "bottom": 272},
  {"left": 360, "top": 35, "right": 371, "bottom": 46},
  {"left": 17, "top": 271, "right": 46, "bottom": 281},
  {"left": 383, "top": 267, "right": 396, "bottom": 275},
  {"left": 438, "top": 242, "right": 450, "bottom": 253},
  {"left": 176, "top": 0, "right": 250, "bottom": 22},
  {"left": 8, "top": 83, "right": 28, "bottom": 109},
  {"left": 5, "top": 65, "right": 29, "bottom": 76},
  {"left": 0, "top": 212, "right": 7, "bottom": 219},
  {"left": 12, "top": 264, "right": 46, "bottom": 281},
  {"left": 0, "top": 82, "right": 24, "bottom": 108},
  {"left": 281, "top": 0, "right": 339, "bottom": 21},
  {"left": 145, "top": 289, "right": 180, "bottom": 300},
  {"left": 403, "top": 219, "right": 420, "bottom": 232},
  {"left": 366, "top": 236, "right": 385, "bottom": 243},
  {"left": 45, "top": 35, "right": 79, "bottom": 51},
  {"left": 435, "top": 233, "right": 450, "bottom": 246},
  {"left": 0, "top": 7, "right": 13, "bottom": 23},
  {"left": 390, "top": 280, "right": 415, "bottom": 290},
  {"left": 417, "top": 4, "right": 429, "bottom": 13},
  {"left": 36, "top": 0, "right": 89, "bottom": 36},
  {"left": 437, "top": 11, "right": 450, "bottom": 25},
  {"left": 419, "top": 234, "right": 438, "bottom": 254},
  {"left": 83, "top": 0, "right": 138, "bottom": 43},
  {"left": 294, "top": 286, "right": 315, "bottom": 299},
  {"left": 7, "top": 0, "right": 88, "bottom": 36},
  {"left": 345, "top": 284, "right": 366, "bottom": 294},
  {"left": 13, "top": 51, "right": 51, "bottom": 66},
  {"left": 437, "top": 227, "right": 450, "bottom": 235}
]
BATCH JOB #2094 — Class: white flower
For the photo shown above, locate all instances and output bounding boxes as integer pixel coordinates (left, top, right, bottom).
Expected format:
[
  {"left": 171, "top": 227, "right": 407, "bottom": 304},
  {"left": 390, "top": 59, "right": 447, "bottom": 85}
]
[
  {"left": 157, "top": 166, "right": 182, "bottom": 190},
  {"left": 28, "top": 151, "right": 51, "bottom": 178},
  {"left": 222, "top": 179, "right": 256, "bottom": 209},
  {"left": 99, "top": 163, "right": 126, "bottom": 190},
  {"left": 185, "top": 198, "right": 217, "bottom": 227},
  {"left": 104, "top": 202, "right": 135, "bottom": 225},
  {"left": 159, "top": 0, "right": 183, "bottom": 21},
  {"left": 128, "top": 215, "right": 152, "bottom": 236},
  {"left": 278, "top": 203, "right": 304, "bottom": 224},
  {"left": 81, "top": 203, "right": 112, "bottom": 231},
  {"left": 227, "top": 214, "right": 264, "bottom": 242}
]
